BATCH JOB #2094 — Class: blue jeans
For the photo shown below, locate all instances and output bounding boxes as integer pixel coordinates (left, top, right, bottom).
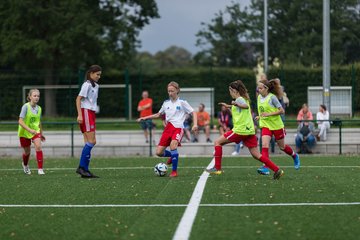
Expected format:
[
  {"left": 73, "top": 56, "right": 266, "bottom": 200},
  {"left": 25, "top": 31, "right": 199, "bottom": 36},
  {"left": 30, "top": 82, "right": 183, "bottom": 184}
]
[{"left": 295, "top": 135, "right": 316, "bottom": 151}]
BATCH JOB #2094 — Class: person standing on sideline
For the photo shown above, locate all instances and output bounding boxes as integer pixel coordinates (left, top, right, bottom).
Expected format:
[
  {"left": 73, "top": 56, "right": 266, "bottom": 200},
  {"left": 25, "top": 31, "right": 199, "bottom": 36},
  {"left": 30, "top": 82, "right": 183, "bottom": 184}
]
[
  {"left": 137, "top": 81, "right": 198, "bottom": 177},
  {"left": 256, "top": 79, "right": 300, "bottom": 175},
  {"left": 316, "top": 104, "right": 330, "bottom": 141},
  {"left": 75, "top": 65, "right": 102, "bottom": 178},
  {"left": 137, "top": 90, "right": 153, "bottom": 143},
  {"left": 206, "top": 80, "right": 284, "bottom": 180},
  {"left": 18, "top": 89, "right": 46, "bottom": 175}
]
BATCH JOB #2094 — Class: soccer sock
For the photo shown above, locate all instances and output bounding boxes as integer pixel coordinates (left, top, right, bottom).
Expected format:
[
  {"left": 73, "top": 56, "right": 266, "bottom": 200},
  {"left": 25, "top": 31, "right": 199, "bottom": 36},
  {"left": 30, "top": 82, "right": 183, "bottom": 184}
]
[
  {"left": 36, "top": 151, "right": 43, "bottom": 169},
  {"left": 282, "top": 144, "right": 295, "bottom": 157},
  {"left": 214, "top": 145, "right": 223, "bottom": 170},
  {"left": 261, "top": 147, "right": 269, "bottom": 168},
  {"left": 22, "top": 153, "right": 30, "bottom": 166},
  {"left": 262, "top": 147, "right": 269, "bottom": 159},
  {"left": 80, "top": 142, "right": 94, "bottom": 170},
  {"left": 163, "top": 150, "right": 171, "bottom": 157},
  {"left": 259, "top": 155, "right": 279, "bottom": 172},
  {"left": 170, "top": 149, "right": 179, "bottom": 171}
]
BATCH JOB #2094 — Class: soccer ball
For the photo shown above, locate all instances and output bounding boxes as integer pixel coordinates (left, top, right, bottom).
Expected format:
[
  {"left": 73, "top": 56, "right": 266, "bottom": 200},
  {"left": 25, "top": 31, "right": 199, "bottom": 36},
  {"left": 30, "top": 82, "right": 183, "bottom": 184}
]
[{"left": 154, "top": 162, "right": 168, "bottom": 177}]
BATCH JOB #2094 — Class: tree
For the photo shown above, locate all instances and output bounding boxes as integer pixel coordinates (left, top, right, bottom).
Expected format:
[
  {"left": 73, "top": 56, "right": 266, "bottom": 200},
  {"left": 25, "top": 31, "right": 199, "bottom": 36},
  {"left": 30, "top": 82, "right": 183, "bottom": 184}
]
[
  {"left": 196, "top": 0, "right": 360, "bottom": 67},
  {"left": 195, "top": 2, "right": 258, "bottom": 67},
  {"left": 245, "top": 0, "right": 360, "bottom": 66},
  {"left": 0, "top": 0, "right": 158, "bottom": 116}
]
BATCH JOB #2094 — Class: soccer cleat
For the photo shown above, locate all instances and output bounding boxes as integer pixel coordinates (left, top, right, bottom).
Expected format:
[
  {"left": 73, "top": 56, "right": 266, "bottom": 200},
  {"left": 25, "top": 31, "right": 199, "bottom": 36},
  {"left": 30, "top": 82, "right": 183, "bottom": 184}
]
[
  {"left": 169, "top": 171, "right": 178, "bottom": 177},
  {"left": 273, "top": 169, "right": 284, "bottom": 180},
  {"left": 76, "top": 167, "right": 92, "bottom": 178},
  {"left": 257, "top": 166, "right": 270, "bottom": 175},
  {"left": 293, "top": 153, "right": 301, "bottom": 170},
  {"left": 38, "top": 169, "right": 45, "bottom": 175},
  {"left": 205, "top": 167, "right": 223, "bottom": 175},
  {"left": 166, "top": 157, "right": 172, "bottom": 165},
  {"left": 22, "top": 162, "right": 31, "bottom": 175},
  {"left": 81, "top": 170, "right": 99, "bottom": 178}
]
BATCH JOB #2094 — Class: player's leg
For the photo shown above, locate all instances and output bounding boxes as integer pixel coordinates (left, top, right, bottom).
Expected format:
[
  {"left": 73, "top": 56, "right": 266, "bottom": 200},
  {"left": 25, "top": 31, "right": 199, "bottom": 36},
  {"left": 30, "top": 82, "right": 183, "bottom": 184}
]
[
  {"left": 248, "top": 147, "right": 283, "bottom": 179},
  {"left": 20, "top": 137, "right": 31, "bottom": 174},
  {"left": 168, "top": 140, "right": 180, "bottom": 177},
  {"left": 257, "top": 130, "right": 272, "bottom": 175},
  {"left": 206, "top": 133, "right": 232, "bottom": 174},
  {"left": 33, "top": 136, "right": 44, "bottom": 175},
  {"left": 277, "top": 135, "right": 300, "bottom": 170}
]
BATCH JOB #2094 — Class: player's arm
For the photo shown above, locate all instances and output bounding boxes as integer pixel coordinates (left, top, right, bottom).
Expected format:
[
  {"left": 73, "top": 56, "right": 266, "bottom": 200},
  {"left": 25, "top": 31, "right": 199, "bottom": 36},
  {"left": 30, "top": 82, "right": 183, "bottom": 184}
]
[
  {"left": 191, "top": 111, "right": 198, "bottom": 132},
  {"left": 136, "top": 112, "right": 161, "bottom": 122},
  {"left": 231, "top": 100, "right": 248, "bottom": 109},
  {"left": 218, "top": 102, "right": 232, "bottom": 108},
  {"left": 76, "top": 95, "right": 83, "bottom": 123},
  {"left": 18, "top": 118, "right": 37, "bottom": 135}
]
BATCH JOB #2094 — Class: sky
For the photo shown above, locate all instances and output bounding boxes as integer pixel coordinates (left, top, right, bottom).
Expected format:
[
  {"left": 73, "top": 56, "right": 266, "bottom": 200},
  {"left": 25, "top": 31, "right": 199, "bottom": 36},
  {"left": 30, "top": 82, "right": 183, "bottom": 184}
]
[{"left": 138, "top": 0, "right": 250, "bottom": 55}]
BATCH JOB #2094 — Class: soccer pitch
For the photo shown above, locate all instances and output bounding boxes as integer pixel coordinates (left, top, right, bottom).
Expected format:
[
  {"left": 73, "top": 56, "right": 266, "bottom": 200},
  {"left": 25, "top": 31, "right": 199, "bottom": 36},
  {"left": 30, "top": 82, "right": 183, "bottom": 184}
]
[{"left": 1, "top": 156, "right": 360, "bottom": 240}]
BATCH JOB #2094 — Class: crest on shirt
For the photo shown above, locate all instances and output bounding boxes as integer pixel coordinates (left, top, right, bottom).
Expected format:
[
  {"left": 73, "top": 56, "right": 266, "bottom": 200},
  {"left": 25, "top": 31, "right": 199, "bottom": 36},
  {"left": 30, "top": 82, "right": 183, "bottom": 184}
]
[{"left": 176, "top": 106, "right": 181, "bottom": 110}]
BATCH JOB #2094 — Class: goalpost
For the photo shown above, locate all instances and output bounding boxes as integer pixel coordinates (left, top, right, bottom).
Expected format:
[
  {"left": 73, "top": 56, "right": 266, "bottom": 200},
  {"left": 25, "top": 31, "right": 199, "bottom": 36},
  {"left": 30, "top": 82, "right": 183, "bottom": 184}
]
[{"left": 22, "top": 84, "right": 132, "bottom": 119}]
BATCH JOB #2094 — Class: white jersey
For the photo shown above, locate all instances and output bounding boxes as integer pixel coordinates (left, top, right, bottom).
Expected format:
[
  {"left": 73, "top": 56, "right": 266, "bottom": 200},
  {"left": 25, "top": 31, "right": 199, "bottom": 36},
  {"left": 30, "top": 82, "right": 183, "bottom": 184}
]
[
  {"left": 78, "top": 80, "right": 99, "bottom": 111},
  {"left": 159, "top": 98, "right": 194, "bottom": 128}
]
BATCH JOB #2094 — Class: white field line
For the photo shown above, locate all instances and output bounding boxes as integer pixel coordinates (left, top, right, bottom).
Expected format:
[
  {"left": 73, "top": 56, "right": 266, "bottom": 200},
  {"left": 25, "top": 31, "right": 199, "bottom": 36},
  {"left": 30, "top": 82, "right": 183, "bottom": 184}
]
[
  {"left": 1, "top": 202, "right": 360, "bottom": 208},
  {"left": 172, "top": 159, "right": 214, "bottom": 240},
  {"left": 0, "top": 165, "right": 359, "bottom": 171}
]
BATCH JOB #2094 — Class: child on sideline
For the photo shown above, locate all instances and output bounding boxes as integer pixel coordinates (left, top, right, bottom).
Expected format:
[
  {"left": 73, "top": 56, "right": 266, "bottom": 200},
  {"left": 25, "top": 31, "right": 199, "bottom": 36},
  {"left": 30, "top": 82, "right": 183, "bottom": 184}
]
[
  {"left": 137, "top": 81, "right": 198, "bottom": 177},
  {"left": 206, "top": 80, "right": 284, "bottom": 180},
  {"left": 18, "top": 89, "right": 46, "bottom": 175},
  {"left": 75, "top": 65, "right": 102, "bottom": 178},
  {"left": 256, "top": 79, "right": 300, "bottom": 175}
]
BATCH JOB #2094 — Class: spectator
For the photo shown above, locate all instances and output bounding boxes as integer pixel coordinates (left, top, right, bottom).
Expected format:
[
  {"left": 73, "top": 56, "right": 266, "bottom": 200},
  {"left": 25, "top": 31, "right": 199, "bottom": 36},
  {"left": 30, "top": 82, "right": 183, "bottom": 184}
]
[
  {"left": 295, "top": 115, "right": 316, "bottom": 153},
  {"left": 316, "top": 104, "right": 330, "bottom": 141},
  {"left": 193, "top": 103, "right": 211, "bottom": 143},
  {"left": 217, "top": 105, "right": 232, "bottom": 135},
  {"left": 137, "top": 90, "right": 153, "bottom": 143},
  {"left": 297, "top": 103, "right": 313, "bottom": 124}
]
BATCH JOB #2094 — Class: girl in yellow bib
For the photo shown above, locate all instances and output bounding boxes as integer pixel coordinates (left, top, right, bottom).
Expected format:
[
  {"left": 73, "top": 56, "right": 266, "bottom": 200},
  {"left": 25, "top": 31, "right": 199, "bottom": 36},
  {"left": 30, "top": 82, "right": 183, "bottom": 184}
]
[
  {"left": 256, "top": 79, "right": 300, "bottom": 175},
  {"left": 18, "top": 89, "right": 46, "bottom": 175},
  {"left": 206, "top": 80, "right": 284, "bottom": 180}
]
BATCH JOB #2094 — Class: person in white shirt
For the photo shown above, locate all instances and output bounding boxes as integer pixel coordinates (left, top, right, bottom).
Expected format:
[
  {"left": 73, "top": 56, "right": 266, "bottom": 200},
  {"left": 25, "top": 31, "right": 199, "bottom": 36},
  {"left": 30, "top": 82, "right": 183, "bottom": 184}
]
[
  {"left": 316, "top": 104, "right": 330, "bottom": 141},
  {"left": 75, "top": 65, "right": 102, "bottom": 178},
  {"left": 137, "top": 81, "right": 198, "bottom": 177}
]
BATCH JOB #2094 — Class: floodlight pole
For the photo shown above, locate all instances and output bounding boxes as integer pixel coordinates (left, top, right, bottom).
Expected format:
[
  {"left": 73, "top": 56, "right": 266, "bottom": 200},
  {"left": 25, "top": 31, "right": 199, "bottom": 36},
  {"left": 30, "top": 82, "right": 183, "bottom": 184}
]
[
  {"left": 323, "top": 0, "right": 331, "bottom": 113},
  {"left": 264, "top": 0, "right": 268, "bottom": 74}
]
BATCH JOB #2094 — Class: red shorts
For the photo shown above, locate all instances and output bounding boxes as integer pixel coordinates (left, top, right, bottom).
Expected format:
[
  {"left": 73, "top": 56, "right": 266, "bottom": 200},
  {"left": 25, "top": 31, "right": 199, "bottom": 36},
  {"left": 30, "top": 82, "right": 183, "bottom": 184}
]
[
  {"left": 19, "top": 133, "right": 42, "bottom": 148},
  {"left": 158, "top": 123, "right": 183, "bottom": 147},
  {"left": 224, "top": 130, "right": 258, "bottom": 148},
  {"left": 79, "top": 108, "right": 96, "bottom": 133},
  {"left": 261, "top": 127, "right": 286, "bottom": 140}
]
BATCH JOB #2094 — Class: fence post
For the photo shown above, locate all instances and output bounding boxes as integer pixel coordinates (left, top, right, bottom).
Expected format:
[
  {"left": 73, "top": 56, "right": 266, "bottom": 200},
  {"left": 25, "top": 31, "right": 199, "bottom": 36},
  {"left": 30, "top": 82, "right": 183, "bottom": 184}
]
[{"left": 71, "top": 123, "right": 74, "bottom": 157}]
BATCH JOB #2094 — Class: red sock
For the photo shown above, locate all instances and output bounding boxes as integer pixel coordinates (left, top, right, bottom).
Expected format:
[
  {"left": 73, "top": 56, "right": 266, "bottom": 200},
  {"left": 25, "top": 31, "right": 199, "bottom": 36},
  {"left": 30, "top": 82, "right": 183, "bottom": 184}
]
[
  {"left": 262, "top": 147, "right": 269, "bottom": 159},
  {"left": 282, "top": 145, "right": 295, "bottom": 157},
  {"left": 259, "top": 155, "right": 279, "bottom": 172},
  {"left": 214, "top": 146, "right": 222, "bottom": 170},
  {"left": 22, "top": 153, "right": 30, "bottom": 166},
  {"left": 36, "top": 151, "right": 43, "bottom": 169}
]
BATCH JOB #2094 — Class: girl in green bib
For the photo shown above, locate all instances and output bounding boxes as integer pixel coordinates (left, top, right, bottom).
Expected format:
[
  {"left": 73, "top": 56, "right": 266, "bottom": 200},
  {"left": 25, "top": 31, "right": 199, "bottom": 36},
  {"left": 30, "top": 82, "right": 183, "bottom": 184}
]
[
  {"left": 256, "top": 79, "right": 300, "bottom": 176},
  {"left": 18, "top": 89, "right": 46, "bottom": 175},
  {"left": 206, "top": 80, "right": 284, "bottom": 180}
]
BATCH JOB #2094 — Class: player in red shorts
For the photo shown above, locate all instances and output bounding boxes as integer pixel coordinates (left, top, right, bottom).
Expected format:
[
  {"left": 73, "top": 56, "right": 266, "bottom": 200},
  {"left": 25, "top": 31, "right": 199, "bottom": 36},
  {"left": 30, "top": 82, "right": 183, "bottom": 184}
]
[
  {"left": 256, "top": 78, "right": 300, "bottom": 175},
  {"left": 75, "top": 65, "right": 102, "bottom": 178},
  {"left": 206, "top": 80, "right": 284, "bottom": 180},
  {"left": 137, "top": 81, "right": 198, "bottom": 177},
  {"left": 18, "top": 89, "right": 46, "bottom": 175}
]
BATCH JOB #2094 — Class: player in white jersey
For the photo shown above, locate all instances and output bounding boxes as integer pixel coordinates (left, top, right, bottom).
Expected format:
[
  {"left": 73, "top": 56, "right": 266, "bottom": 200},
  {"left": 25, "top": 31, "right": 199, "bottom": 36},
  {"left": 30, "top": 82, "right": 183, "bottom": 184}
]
[
  {"left": 75, "top": 65, "right": 102, "bottom": 178},
  {"left": 137, "top": 81, "right": 198, "bottom": 177}
]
